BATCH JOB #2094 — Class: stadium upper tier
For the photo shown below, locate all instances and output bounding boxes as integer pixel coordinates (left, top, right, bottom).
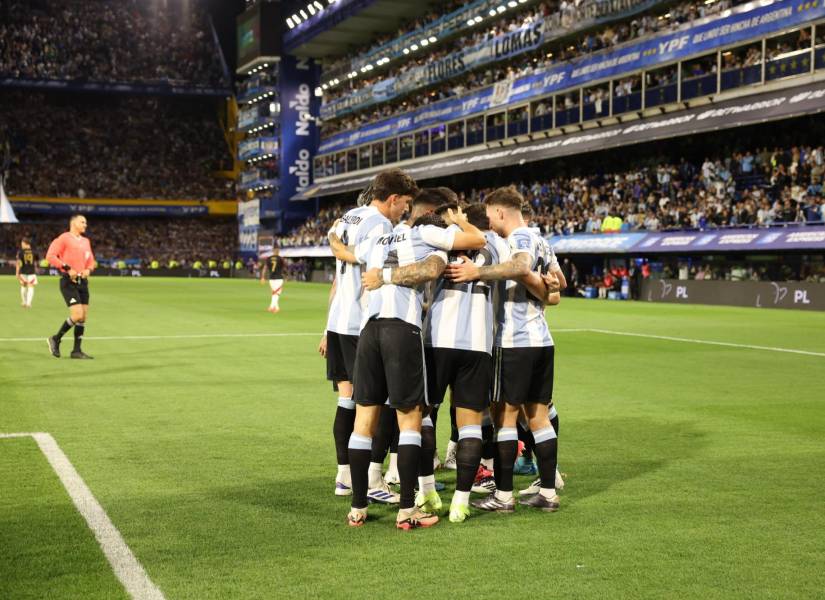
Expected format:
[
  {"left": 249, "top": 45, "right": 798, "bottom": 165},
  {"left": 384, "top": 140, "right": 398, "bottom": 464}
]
[
  {"left": 0, "top": 0, "right": 228, "bottom": 88},
  {"left": 319, "top": 0, "right": 735, "bottom": 127},
  {"left": 277, "top": 143, "right": 824, "bottom": 247},
  {"left": 312, "top": 0, "right": 825, "bottom": 180},
  {"left": 0, "top": 92, "right": 234, "bottom": 201}
]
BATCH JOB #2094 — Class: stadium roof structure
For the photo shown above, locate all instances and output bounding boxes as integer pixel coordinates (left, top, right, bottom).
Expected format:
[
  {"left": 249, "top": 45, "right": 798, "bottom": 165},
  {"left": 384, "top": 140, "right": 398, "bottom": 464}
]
[
  {"left": 286, "top": 0, "right": 437, "bottom": 59},
  {"left": 296, "top": 79, "right": 825, "bottom": 200}
]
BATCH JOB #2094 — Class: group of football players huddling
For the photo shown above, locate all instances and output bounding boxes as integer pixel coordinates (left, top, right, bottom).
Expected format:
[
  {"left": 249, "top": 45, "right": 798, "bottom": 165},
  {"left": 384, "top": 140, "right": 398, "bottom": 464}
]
[{"left": 318, "top": 168, "right": 564, "bottom": 530}]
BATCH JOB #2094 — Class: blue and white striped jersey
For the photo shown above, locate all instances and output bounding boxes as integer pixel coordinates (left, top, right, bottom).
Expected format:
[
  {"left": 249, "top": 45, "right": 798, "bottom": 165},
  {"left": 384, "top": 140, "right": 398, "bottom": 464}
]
[
  {"left": 424, "top": 230, "right": 506, "bottom": 354},
  {"left": 495, "top": 226, "right": 555, "bottom": 348},
  {"left": 356, "top": 224, "right": 452, "bottom": 329},
  {"left": 529, "top": 227, "right": 560, "bottom": 272},
  {"left": 326, "top": 205, "right": 392, "bottom": 336}
]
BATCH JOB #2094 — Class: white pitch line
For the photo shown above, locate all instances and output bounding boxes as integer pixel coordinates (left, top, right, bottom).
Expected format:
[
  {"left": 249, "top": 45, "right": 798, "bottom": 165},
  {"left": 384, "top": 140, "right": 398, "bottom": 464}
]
[
  {"left": 0, "top": 432, "right": 166, "bottom": 600},
  {"left": 0, "top": 332, "right": 319, "bottom": 342},
  {"left": 0, "top": 328, "right": 821, "bottom": 358},
  {"left": 587, "top": 328, "right": 825, "bottom": 358},
  {"left": 0, "top": 330, "right": 590, "bottom": 342}
]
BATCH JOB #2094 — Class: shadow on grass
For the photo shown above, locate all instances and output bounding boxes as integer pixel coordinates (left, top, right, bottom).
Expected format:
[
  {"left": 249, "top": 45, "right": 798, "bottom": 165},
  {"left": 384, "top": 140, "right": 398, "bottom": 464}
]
[
  {"left": 559, "top": 416, "right": 706, "bottom": 504},
  {"left": 207, "top": 417, "right": 704, "bottom": 526}
]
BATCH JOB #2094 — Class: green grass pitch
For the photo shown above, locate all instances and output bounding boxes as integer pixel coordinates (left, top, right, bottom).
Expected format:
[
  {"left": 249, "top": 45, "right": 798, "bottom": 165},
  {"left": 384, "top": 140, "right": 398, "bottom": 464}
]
[{"left": 1, "top": 275, "right": 824, "bottom": 599}]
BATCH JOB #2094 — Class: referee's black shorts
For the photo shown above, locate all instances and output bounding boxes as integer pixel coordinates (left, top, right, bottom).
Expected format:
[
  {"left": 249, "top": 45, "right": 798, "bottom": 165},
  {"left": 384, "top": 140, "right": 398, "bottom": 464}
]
[
  {"left": 60, "top": 276, "right": 90, "bottom": 307},
  {"left": 326, "top": 331, "right": 359, "bottom": 384},
  {"left": 353, "top": 318, "right": 426, "bottom": 410},
  {"left": 425, "top": 347, "right": 491, "bottom": 412},
  {"left": 492, "top": 346, "right": 554, "bottom": 406}
]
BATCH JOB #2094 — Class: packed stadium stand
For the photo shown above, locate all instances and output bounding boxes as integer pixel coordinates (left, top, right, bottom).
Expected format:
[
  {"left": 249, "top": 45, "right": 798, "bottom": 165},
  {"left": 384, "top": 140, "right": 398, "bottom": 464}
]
[
  {"left": 0, "top": 91, "right": 234, "bottom": 200},
  {"left": 278, "top": 133, "right": 825, "bottom": 244},
  {"left": 0, "top": 0, "right": 227, "bottom": 86},
  {"left": 0, "top": 216, "right": 238, "bottom": 267},
  {"left": 0, "top": 0, "right": 238, "bottom": 268},
  {"left": 318, "top": 0, "right": 746, "bottom": 138}
]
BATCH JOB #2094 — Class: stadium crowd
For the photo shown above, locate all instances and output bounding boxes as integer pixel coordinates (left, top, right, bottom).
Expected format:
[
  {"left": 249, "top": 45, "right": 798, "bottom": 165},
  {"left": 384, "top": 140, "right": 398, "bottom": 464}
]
[
  {"left": 0, "top": 92, "right": 234, "bottom": 200},
  {"left": 320, "top": 0, "right": 741, "bottom": 138},
  {"left": 277, "top": 144, "right": 825, "bottom": 246},
  {"left": 0, "top": 217, "right": 237, "bottom": 266},
  {"left": 0, "top": 0, "right": 227, "bottom": 86}
]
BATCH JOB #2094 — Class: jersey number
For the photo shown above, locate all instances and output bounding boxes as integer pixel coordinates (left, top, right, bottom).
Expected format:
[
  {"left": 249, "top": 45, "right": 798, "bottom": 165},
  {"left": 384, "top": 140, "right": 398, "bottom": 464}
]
[{"left": 339, "top": 230, "right": 350, "bottom": 275}]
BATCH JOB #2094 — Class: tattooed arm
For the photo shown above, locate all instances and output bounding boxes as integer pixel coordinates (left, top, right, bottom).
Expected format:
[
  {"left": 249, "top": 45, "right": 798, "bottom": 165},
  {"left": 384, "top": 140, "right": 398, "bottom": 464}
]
[
  {"left": 362, "top": 255, "right": 446, "bottom": 290},
  {"left": 446, "top": 251, "right": 532, "bottom": 283},
  {"left": 447, "top": 252, "right": 560, "bottom": 302}
]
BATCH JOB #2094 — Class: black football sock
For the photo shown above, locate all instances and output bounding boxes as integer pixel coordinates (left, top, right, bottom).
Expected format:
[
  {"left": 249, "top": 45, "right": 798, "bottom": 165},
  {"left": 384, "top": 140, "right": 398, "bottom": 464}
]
[
  {"left": 347, "top": 433, "right": 372, "bottom": 510},
  {"left": 389, "top": 418, "right": 399, "bottom": 453},
  {"left": 370, "top": 404, "right": 395, "bottom": 464},
  {"left": 532, "top": 425, "right": 559, "bottom": 491},
  {"left": 455, "top": 426, "right": 483, "bottom": 492},
  {"left": 55, "top": 318, "right": 74, "bottom": 341},
  {"left": 549, "top": 404, "right": 560, "bottom": 436},
  {"left": 418, "top": 415, "right": 435, "bottom": 478},
  {"left": 493, "top": 427, "right": 518, "bottom": 493},
  {"left": 73, "top": 322, "right": 85, "bottom": 352},
  {"left": 481, "top": 422, "right": 495, "bottom": 463},
  {"left": 397, "top": 430, "right": 422, "bottom": 509},
  {"left": 517, "top": 421, "right": 535, "bottom": 461},
  {"left": 333, "top": 397, "right": 355, "bottom": 466},
  {"left": 449, "top": 405, "right": 458, "bottom": 444},
  {"left": 429, "top": 403, "right": 440, "bottom": 429}
]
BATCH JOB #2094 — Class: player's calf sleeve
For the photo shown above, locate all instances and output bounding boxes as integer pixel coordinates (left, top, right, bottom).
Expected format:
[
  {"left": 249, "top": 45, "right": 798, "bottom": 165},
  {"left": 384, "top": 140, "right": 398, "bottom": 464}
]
[
  {"left": 549, "top": 404, "right": 560, "bottom": 436},
  {"left": 333, "top": 397, "right": 355, "bottom": 466},
  {"left": 493, "top": 428, "right": 518, "bottom": 493},
  {"left": 20, "top": 286, "right": 26, "bottom": 303},
  {"left": 55, "top": 318, "right": 75, "bottom": 340},
  {"left": 347, "top": 433, "right": 372, "bottom": 510},
  {"left": 370, "top": 404, "right": 395, "bottom": 464},
  {"left": 27, "top": 287, "right": 34, "bottom": 305},
  {"left": 418, "top": 416, "right": 435, "bottom": 477},
  {"left": 397, "top": 430, "right": 422, "bottom": 509},
  {"left": 455, "top": 425, "right": 483, "bottom": 492},
  {"left": 532, "top": 425, "right": 559, "bottom": 490},
  {"left": 73, "top": 322, "right": 85, "bottom": 351}
]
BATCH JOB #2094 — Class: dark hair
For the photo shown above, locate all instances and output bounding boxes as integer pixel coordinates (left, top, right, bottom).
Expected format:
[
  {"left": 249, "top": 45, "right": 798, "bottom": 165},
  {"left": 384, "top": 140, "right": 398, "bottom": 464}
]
[
  {"left": 434, "top": 202, "right": 458, "bottom": 216},
  {"left": 371, "top": 168, "right": 419, "bottom": 202},
  {"left": 485, "top": 186, "right": 523, "bottom": 210},
  {"left": 434, "top": 186, "right": 458, "bottom": 204},
  {"left": 413, "top": 186, "right": 455, "bottom": 210},
  {"left": 356, "top": 183, "right": 374, "bottom": 206},
  {"left": 465, "top": 204, "right": 490, "bottom": 230},
  {"left": 20, "top": 237, "right": 30, "bottom": 245},
  {"left": 520, "top": 202, "right": 534, "bottom": 219},
  {"left": 412, "top": 212, "right": 447, "bottom": 228}
]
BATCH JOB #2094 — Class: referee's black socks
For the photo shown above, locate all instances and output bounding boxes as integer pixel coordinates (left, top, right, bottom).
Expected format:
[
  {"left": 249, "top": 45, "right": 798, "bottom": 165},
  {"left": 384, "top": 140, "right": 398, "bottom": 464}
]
[
  {"left": 55, "top": 318, "right": 74, "bottom": 340},
  {"left": 73, "top": 322, "right": 85, "bottom": 351}
]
